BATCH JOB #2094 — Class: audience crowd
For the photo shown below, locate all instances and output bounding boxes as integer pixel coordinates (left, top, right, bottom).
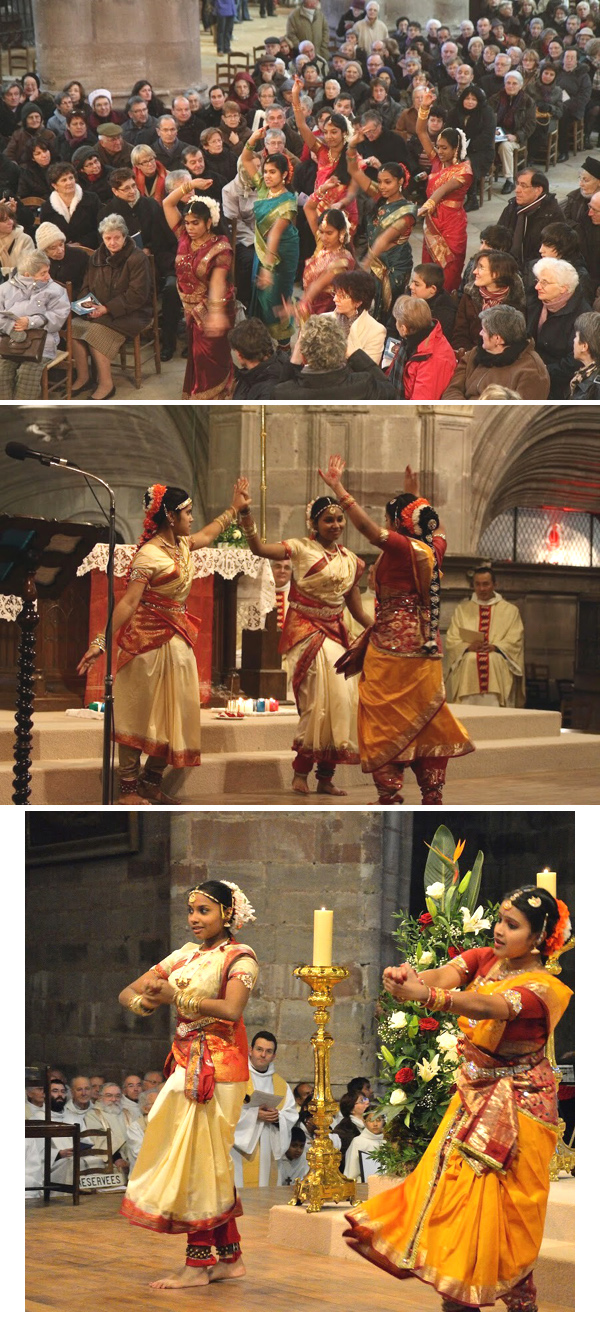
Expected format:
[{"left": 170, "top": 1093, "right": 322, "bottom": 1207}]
[{"left": 4, "top": 1, "right": 600, "bottom": 399}]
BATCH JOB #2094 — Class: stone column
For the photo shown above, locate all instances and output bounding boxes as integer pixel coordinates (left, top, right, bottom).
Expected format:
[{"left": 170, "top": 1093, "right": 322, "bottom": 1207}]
[{"left": 32, "top": 0, "right": 202, "bottom": 100}]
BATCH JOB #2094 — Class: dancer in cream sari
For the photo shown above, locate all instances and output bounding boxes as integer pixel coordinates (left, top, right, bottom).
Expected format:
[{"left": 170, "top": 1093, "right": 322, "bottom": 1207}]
[{"left": 237, "top": 493, "right": 371, "bottom": 795}]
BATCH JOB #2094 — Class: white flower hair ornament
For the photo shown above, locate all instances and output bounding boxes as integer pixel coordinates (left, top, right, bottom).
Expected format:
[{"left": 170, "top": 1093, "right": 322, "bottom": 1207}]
[
  {"left": 221, "top": 881, "right": 256, "bottom": 930},
  {"left": 202, "top": 197, "right": 221, "bottom": 228},
  {"left": 454, "top": 128, "right": 468, "bottom": 161}
]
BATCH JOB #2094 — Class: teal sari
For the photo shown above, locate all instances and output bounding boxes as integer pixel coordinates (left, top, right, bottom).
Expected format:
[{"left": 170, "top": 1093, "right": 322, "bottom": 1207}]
[
  {"left": 366, "top": 197, "right": 417, "bottom": 323},
  {"left": 248, "top": 179, "right": 299, "bottom": 344}
]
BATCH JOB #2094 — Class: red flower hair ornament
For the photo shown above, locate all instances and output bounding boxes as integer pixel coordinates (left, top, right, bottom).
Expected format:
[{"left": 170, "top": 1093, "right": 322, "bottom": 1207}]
[
  {"left": 143, "top": 483, "right": 167, "bottom": 532},
  {"left": 543, "top": 898, "right": 572, "bottom": 957}
]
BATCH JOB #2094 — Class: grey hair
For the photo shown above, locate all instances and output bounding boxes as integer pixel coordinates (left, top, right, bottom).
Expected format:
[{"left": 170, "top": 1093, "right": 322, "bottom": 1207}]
[
  {"left": 98, "top": 212, "right": 129, "bottom": 239},
  {"left": 157, "top": 114, "right": 176, "bottom": 127},
  {"left": 532, "top": 256, "right": 580, "bottom": 295},
  {"left": 18, "top": 250, "right": 51, "bottom": 276},
  {"left": 165, "top": 169, "right": 192, "bottom": 193},
  {"left": 299, "top": 316, "right": 347, "bottom": 371},
  {"left": 504, "top": 69, "right": 524, "bottom": 87},
  {"left": 479, "top": 304, "right": 527, "bottom": 343},
  {"left": 130, "top": 144, "right": 156, "bottom": 166}
]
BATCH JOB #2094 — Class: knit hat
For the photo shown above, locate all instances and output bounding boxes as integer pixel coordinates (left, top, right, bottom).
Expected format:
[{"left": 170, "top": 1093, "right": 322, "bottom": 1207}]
[
  {"left": 88, "top": 88, "right": 113, "bottom": 107},
  {"left": 583, "top": 154, "right": 600, "bottom": 179},
  {"left": 35, "top": 222, "right": 65, "bottom": 251},
  {"left": 71, "top": 144, "right": 101, "bottom": 168},
  {"left": 97, "top": 122, "right": 122, "bottom": 138}
]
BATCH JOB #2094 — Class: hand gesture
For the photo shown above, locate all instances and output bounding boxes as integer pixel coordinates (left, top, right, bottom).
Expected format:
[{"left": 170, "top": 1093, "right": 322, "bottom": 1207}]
[
  {"left": 421, "top": 86, "right": 437, "bottom": 109},
  {"left": 292, "top": 76, "right": 303, "bottom": 100},
  {"left": 257, "top": 266, "right": 273, "bottom": 288},
  {"left": 348, "top": 128, "right": 365, "bottom": 148},
  {"left": 383, "top": 962, "right": 418, "bottom": 987},
  {"left": 232, "top": 477, "right": 251, "bottom": 512},
  {"left": 318, "top": 453, "right": 346, "bottom": 490},
  {"left": 193, "top": 177, "right": 214, "bottom": 191},
  {"left": 403, "top": 464, "right": 419, "bottom": 495},
  {"left": 76, "top": 643, "right": 104, "bottom": 675}
]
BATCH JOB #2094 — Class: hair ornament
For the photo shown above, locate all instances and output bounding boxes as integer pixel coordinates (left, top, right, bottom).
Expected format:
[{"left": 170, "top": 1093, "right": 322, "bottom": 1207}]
[
  {"left": 187, "top": 196, "right": 221, "bottom": 227},
  {"left": 543, "top": 898, "right": 572, "bottom": 956},
  {"left": 306, "top": 499, "right": 316, "bottom": 531},
  {"left": 455, "top": 127, "right": 468, "bottom": 161},
  {"left": 143, "top": 483, "right": 167, "bottom": 529},
  {"left": 397, "top": 496, "right": 430, "bottom": 535},
  {"left": 527, "top": 894, "right": 542, "bottom": 907}
]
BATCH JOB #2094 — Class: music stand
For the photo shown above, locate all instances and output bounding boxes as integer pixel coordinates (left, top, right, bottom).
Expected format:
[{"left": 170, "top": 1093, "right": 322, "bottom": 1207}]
[{"left": 0, "top": 514, "right": 108, "bottom": 805}]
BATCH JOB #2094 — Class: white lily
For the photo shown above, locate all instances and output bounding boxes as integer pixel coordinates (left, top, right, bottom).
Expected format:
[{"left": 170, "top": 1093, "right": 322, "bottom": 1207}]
[
  {"left": 389, "top": 1009, "right": 408, "bottom": 1029},
  {"left": 460, "top": 904, "right": 491, "bottom": 935},
  {"left": 426, "top": 881, "right": 445, "bottom": 900},
  {"left": 390, "top": 1087, "right": 407, "bottom": 1106},
  {"left": 416, "top": 1054, "right": 440, "bottom": 1083},
  {"left": 417, "top": 950, "right": 434, "bottom": 967}
]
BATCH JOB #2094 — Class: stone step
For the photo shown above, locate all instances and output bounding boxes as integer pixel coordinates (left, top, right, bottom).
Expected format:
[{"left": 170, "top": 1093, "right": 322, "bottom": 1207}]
[{"left": 0, "top": 704, "right": 566, "bottom": 763}]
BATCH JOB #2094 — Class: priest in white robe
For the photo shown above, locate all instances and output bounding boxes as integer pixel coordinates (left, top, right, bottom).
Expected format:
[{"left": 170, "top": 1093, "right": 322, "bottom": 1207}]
[
  {"left": 445, "top": 566, "right": 525, "bottom": 708},
  {"left": 232, "top": 1031, "right": 297, "bottom": 1187}
]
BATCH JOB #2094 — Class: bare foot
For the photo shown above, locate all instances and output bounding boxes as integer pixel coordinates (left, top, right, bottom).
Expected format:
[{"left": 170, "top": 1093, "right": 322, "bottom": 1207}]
[
  {"left": 117, "top": 792, "right": 150, "bottom": 805},
  {"left": 150, "top": 1265, "right": 210, "bottom": 1289},
  {"left": 209, "top": 1259, "right": 246, "bottom": 1282},
  {"left": 292, "top": 773, "right": 311, "bottom": 795},
  {"left": 316, "top": 781, "right": 347, "bottom": 796}
]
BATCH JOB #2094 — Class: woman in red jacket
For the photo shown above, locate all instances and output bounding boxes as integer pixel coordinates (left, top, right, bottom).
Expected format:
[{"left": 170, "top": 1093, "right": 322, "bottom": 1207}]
[{"left": 388, "top": 296, "right": 457, "bottom": 399}]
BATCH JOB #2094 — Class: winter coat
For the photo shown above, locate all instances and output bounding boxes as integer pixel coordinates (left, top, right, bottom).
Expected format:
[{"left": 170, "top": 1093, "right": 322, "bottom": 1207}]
[
  {"left": 232, "top": 349, "right": 292, "bottom": 399},
  {"left": 4, "top": 125, "right": 57, "bottom": 165},
  {"left": 393, "top": 319, "right": 457, "bottom": 400},
  {"left": 489, "top": 90, "right": 537, "bottom": 144},
  {"left": 39, "top": 188, "right": 101, "bottom": 250},
  {"left": 442, "top": 338, "right": 550, "bottom": 399},
  {"left": 561, "top": 186, "right": 592, "bottom": 226},
  {"left": 286, "top": 9, "right": 331, "bottom": 60},
  {"left": 556, "top": 65, "right": 592, "bottom": 120},
  {"left": 98, "top": 194, "right": 177, "bottom": 278},
  {"left": 528, "top": 79, "right": 564, "bottom": 130},
  {"left": 59, "top": 130, "right": 98, "bottom": 161},
  {"left": 96, "top": 141, "right": 133, "bottom": 171},
  {"left": 451, "top": 276, "right": 526, "bottom": 351},
  {"left": 448, "top": 101, "right": 497, "bottom": 176},
  {"left": 0, "top": 224, "right": 35, "bottom": 277},
  {"left": 570, "top": 366, "right": 600, "bottom": 399},
  {"left": 79, "top": 236, "right": 153, "bottom": 335},
  {"left": 270, "top": 355, "right": 397, "bottom": 400},
  {"left": 0, "top": 272, "right": 70, "bottom": 357},
  {"left": 527, "top": 285, "right": 591, "bottom": 397},
  {"left": 17, "top": 161, "right": 52, "bottom": 200},
  {"left": 498, "top": 191, "right": 565, "bottom": 264}
]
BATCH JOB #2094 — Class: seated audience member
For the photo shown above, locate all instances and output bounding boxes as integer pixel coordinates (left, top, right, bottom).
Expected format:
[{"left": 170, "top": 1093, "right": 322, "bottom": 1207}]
[
  {"left": 179, "top": 145, "right": 224, "bottom": 202},
  {"left": 87, "top": 88, "right": 124, "bottom": 133},
  {"left": 39, "top": 161, "right": 101, "bottom": 248},
  {"left": 329, "top": 270, "right": 386, "bottom": 364},
  {"left": 58, "top": 109, "right": 97, "bottom": 161},
  {"left": 220, "top": 100, "right": 252, "bottom": 154},
  {"left": 293, "top": 1082, "right": 314, "bottom": 1112},
  {"left": 557, "top": 47, "right": 592, "bottom": 156},
  {"left": 387, "top": 295, "right": 456, "bottom": 400},
  {"left": 277, "top": 1126, "right": 309, "bottom": 1185},
  {"left": 36, "top": 221, "right": 89, "bottom": 297},
  {"left": 229, "top": 318, "right": 291, "bottom": 398},
  {"left": 17, "top": 134, "right": 57, "bottom": 203},
  {"left": 142, "top": 1070, "right": 164, "bottom": 1092},
  {"left": 95, "top": 123, "right": 133, "bottom": 170},
  {"left": 89, "top": 1082, "right": 144, "bottom": 1174},
  {"left": 25, "top": 1082, "right": 45, "bottom": 1119},
  {"left": 344, "top": 1108, "right": 385, "bottom": 1180},
  {"left": 0, "top": 201, "right": 34, "bottom": 277},
  {"left": 527, "top": 220, "right": 593, "bottom": 305},
  {"left": 408, "top": 263, "right": 457, "bottom": 340},
  {"left": 270, "top": 316, "right": 396, "bottom": 399},
  {"left": 575, "top": 188, "right": 600, "bottom": 295},
  {"left": 138, "top": 1089, "right": 161, "bottom": 1130},
  {"left": 359, "top": 109, "right": 416, "bottom": 176},
  {"left": 445, "top": 565, "right": 525, "bottom": 708},
  {"left": 121, "top": 96, "right": 157, "bottom": 146},
  {"left": 498, "top": 169, "right": 565, "bottom": 264},
  {"left": 333, "top": 1092, "right": 370, "bottom": 1168},
  {"left": 4, "top": 107, "right": 55, "bottom": 165},
  {"left": 561, "top": 156, "right": 600, "bottom": 225},
  {"left": 570, "top": 310, "right": 600, "bottom": 396},
  {"left": 0, "top": 250, "right": 70, "bottom": 399},
  {"left": 121, "top": 1075, "right": 143, "bottom": 1117},
  {"left": 64, "top": 1075, "right": 93, "bottom": 1122},
  {"left": 528, "top": 256, "right": 590, "bottom": 397},
  {"left": 131, "top": 144, "right": 168, "bottom": 201},
  {"left": 171, "top": 95, "right": 202, "bottom": 147},
  {"left": 71, "top": 145, "right": 115, "bottom": 203},
  {"left": 489, "top": 71, "right": 537, "bottom": 194},
  {"left": 199, "top": 127, "right": 238, "bottom": 184},
  {"left": 70, "top": 212, "right": 153, "bottom": 399},
  {"left": 443, "top": 304, "right": 550, "bottom": 399},
  {"left": 152, "top": 115, "right": 186, "bottom": 170},
  {"left": 47, "top": 91, "right": 74, "bottom": 139},
  {"left": 460, "top": 223, "right": 514, "bottom": 290},
  {"left": 452, "top": 250, "right": 525, "bottom": 351},
  {"left": 447, "top": 84, "right": 496, "bottom": 211}
]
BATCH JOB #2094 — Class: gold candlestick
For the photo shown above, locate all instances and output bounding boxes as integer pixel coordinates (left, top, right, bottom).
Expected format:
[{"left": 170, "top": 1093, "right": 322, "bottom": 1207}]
[
  {"left": 259, "top": 405, "right": 267, "bottom": 543},
  {"left": 545, "top": 937, "right": 575, "bottom": 1180},
  {"left": 291, "top": 964, "right": 361, "bottom": 1213}
]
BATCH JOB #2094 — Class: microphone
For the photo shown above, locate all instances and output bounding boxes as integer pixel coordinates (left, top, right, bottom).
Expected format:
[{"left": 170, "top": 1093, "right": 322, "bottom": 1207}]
[{"left": 5, "top": 441, "right": 73, "bottom": 468}]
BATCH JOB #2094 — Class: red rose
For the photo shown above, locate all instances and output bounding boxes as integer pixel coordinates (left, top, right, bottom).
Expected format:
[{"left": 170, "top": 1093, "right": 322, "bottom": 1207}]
[
  {"left": 418, "top": 912, "right": 433, "bottom": 926},
  {"left": 419, "top": 1017, "right": 439, "bottom": 1031},
  {"left": 394, "top": 1067, "right": 415, "bottom": 1084},
  {"left": 447, "top": 946, "right": 459, "bottom": 959}
]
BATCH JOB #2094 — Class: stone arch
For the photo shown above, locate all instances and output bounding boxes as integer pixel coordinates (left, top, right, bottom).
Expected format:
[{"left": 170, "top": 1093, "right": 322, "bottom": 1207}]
[{"left": 470, "top": 405, "right": 600, "bottom": 553}]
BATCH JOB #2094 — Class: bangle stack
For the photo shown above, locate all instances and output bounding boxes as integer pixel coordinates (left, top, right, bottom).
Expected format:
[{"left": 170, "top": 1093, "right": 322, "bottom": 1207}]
[
  {"left": 129, "top": 994, "right": 154, "bottom": 1017},
  {"left": 339, "top": 494, "right": 356, "bottom": 511},
  {"left": 239, "top": 514, "right": 258, "bottom": 536},
  {"left": 91, "top": 634, "right": 106, "bottom": 652},
  {"left": 423, "top": 986, "right": 453, "bottom": 1013},
  {"left": 214, "top": 505, "right": 236, "bottom": 534},
  {"left": 417, "top": 107, "right": 430, "bottom": 121}
]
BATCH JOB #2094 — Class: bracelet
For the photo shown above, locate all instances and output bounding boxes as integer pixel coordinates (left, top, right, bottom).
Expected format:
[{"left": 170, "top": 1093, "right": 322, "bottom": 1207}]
[
  {"left": 208, "top": 297, "right": 227, "bottom": 305},
  {"left": 338, "top": 494, "right": 356, "bottom": 511},
  {"left": 91, "top": 634, "right": 106, "bottom": 652},
  {"left": 129, "top": 994, "right": 155, "bottom": 1017},
  {"left": 417, "top": 107, "right": 430, "bottom": 121},
  {"left": 423, "top": 986, "right": 453, "bottom": 1013},
  {"left": 215, "top": 506, "right": 236, "bottom": 533},
  {"left": 239, "top": 518, "right": 258, "bottom": 537}
]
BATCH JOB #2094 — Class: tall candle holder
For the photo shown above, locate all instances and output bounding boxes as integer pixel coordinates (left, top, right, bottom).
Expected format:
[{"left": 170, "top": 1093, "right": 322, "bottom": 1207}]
[
  {"left": 291, "top": 964, "right": 361, "bottom": 1213},
  {"left": 544, "top": 936, "right": 575, "bottom": 1180}
]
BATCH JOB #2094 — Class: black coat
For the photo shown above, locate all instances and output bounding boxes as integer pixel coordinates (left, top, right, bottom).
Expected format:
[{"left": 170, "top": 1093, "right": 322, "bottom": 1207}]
[
  {"left": 570, "top": 368, "right": 600, "bottom": 399},
  {"left": 39, "top": 189, "right": 101, "bottom": 249},
  {"left": 362, "top": 126, "right": 416, "bottom": 178},
  {"left": 232, "top": 349, "right": 291, "bottom": 399},
  {"left": 152, "top": 138, "right": 186, "bottom": 170},
  {"left": 527, "top": 286, "right": 591, "bottom": 398},
  {"left": 48, "top": 244, "right": 90, "bottom": 298},
  {"left": 561, "top": 187, "right": 591, "bottom": 226},
  {"left": 98, "top": 193, "right": 177, "bottom": 277},
  {"left": 271, "top": 352, "right": 396, "bottom": 400},
  {"left": 499, "top": 192, "right": 566, "bottom": 264},
  {"left": 17, "top": 160, "right": 52, "bottom": 200}
]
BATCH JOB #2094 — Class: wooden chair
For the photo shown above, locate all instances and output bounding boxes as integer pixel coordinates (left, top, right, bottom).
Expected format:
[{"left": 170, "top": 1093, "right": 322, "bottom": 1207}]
[
  {"left": 253, "top": 45, "right": 266, "bottom": 64},
  {"left": 117, "top": 252, "right": 161, "bottom": 390},
  {"left": 215, "top": 52, "right": 252, "bottom": 88},
  {"left": 545, "top": 126, "right": 559, "bottom": 170},
  {"left": 525, "top": 662, "right": 550, "bottom": 707},
  {"left": 19, "top": 195, "right": 46, "bottom": 229},
  {"left": 571, "top": 118, "right": 585, "bottom": 155},
  {"left": 557, "top": 678, "right": 575, "bottom": 727},
  {"left": 25, "top": 1066, "right": 81, "bottom": 1205},
  {"left": 7, "top": 44, "right": 33, "bottom": 75},
  {"left": 479, "top": 172, "right": 493, "bottom": 205},
  {"left": 41, "top": 280, "right": 73, "bottom": 399},
  {"left": 513, "top": 142, "right": 528, "bottom": 179}
]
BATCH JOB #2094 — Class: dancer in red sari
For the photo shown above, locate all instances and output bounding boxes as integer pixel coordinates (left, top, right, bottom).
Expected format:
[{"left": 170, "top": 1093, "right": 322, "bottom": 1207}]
[
  {"left": 291, "top": 77, "right": 359, "bottom": 237},
  {"left": 416, "top": 87, "right": 472, "bottom": 293},
  {"left": 164, "top": 181, "right": 235, "bottom": 398}
]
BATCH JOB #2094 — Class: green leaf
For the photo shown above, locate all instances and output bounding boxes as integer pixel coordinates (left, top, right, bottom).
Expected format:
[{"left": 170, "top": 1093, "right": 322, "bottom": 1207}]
[
  {"left": 404, "top": 1112, "right": 411, "bottom": 1127},
  {"left": 425, "top": 897, "right": 438, "bottom": 919},
  {"left": 381, "top": 1045, "right": 396, "bottom": 1067},
  {"left": 458, "top": 869, "right": 472, "bottom": 894},
  {"left": 463, "top": 851, "right": 484, "bottom": 912},
  {"left": 423, "top": 825, "right": 456, "bottom": 899}
]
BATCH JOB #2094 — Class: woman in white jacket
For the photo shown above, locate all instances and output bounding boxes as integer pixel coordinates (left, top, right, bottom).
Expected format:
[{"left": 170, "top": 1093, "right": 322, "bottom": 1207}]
[
  {"left": 0, "top": 201, "right": 35, "bottom": 277},
  {"left": 0, "top": 249, "right": 70, "bottom": 398},
  {"left": 329, "top": 268, "right": 386, "bottom": 364}
]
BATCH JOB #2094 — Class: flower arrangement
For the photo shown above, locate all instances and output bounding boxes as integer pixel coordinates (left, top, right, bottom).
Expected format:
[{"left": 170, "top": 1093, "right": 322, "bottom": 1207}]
[
  {"left": 374, "top": 825, "right": 498, "bottom": 1177},
  {"left": 213, "top": 523, "right": 248, "bottom": 548}
]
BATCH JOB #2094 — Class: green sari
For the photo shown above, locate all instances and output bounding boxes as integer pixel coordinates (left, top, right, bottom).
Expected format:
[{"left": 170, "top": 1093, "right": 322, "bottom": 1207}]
[
  {"left": 366, "top": 196, "right": 417, "bottom": 322},
  {"left": 248, "top": 178, "right": 299, "bottom": 344}
]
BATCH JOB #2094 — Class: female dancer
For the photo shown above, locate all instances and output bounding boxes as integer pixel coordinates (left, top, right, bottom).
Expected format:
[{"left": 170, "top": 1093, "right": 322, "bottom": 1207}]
[
  {"left": 119, "top": 879, "right": 258, "bottom": 1289},
  {"left": 164, "top": 183, "right": 235, "bottom": 398},
  {"left": 291, "top": 77, "right": 359, "bottom": 236},
  {"left": 237, "top": 491, "right": 371, "bottom": 796},
  {"left": 77, "top": 479, "right": 249, "bottom": 804},
  {"left": 239, "top": 133, "right": 299, "bottom": 346},
  {"left": 345, "top": 136, "right": 417, "bottom": 322},
  {"left": 318, "top": 455, "right": 474, "bottom": 804},
  {"left": 415, "top": 86, "right": 473, "bottom": 292},
  {"left": 345, "top": 886, "right": 573, "bottom": 1312},
  {"left": 298, "top": 207, "right": 355, "bottom": 317}
]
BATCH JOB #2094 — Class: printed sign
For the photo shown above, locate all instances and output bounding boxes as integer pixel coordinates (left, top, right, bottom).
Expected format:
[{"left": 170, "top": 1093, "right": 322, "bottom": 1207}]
[{"left": 79, "top": 1170, "right": 126, "bottom": 1191}]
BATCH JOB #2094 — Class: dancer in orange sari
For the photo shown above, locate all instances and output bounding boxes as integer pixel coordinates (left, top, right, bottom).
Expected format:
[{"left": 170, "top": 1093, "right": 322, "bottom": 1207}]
[
  {"left": 345, "top": 886, "right": 573, "bottom": 1312},
  {"left": 319, "top": 455, "right": 474, "bottom": 804},
  {"left": 416, "top": 86, "right": 473, "bottom": 293},
  {"left": 78, "top": 479, "right": 249, "bottom": 804}
]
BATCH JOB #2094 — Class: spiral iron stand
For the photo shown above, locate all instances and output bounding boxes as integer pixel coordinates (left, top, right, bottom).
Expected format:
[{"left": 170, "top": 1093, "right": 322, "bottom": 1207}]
[{"left": 12, "top": 558, "right": 40, "bottom": 805}]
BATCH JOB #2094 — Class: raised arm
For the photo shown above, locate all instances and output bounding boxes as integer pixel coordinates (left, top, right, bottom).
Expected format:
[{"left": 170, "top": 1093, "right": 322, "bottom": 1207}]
[
  {"left": 241, "top": 128, "right": 264, "bottom": 177},
  {"left": 237, "top": 501, "right": 291, "bottom": 560},
  {"left": 317, "top": 454, "right": 395, "bottom": 547},
  {"left": 190, "top": 478, "right": 251, "bottom": 549},
  {"left": 291, "top": 75, "right": 319, "bottom": 152},
  {"left": 345, "top": 128, "right": 376, "bottom": 196},
  {"left": 162, "top": 175, "right": 195, "bottom": 231}
]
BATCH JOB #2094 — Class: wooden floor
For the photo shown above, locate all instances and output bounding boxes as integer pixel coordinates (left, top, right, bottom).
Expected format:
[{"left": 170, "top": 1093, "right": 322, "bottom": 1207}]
[{"left": 25, "top": 1188, "right": 570, "bottom": 1313}]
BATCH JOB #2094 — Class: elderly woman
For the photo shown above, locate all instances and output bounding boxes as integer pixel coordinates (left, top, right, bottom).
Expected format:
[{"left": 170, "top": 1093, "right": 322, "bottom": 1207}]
[
  {"left": 219, "top": 101, "right": 252, "bottom": 154},
  {"left": 3, "top": 106, "right": 55, "bottom": 164},
  {"left": 39, "top": 161, "right": 100, "bottom": 248},
  {"left": 489, "top": 71, "right": 537, "bottom": 194},
  {"left": 70, "top": 213, "right": 153, "bottom": 398},
  {"left": 528, "top": 61, "right": 564, "bottom": 160},
  {"left": 0, "top": 249, "right": 70, "bottom": 398},
  {"left": 35, "top": 221, "right": 89, "bottom": 297},
  {"left": 71, "top": 145, "right": 115, "bottom": 202},
  {"left": 199, "top": 127, "right": 237, "bottom": 183},
  {"left": 0, "top": 200, "right": 34, "bottom": 276},
  {"left": 131, "top": 144, "right": 168, "bottom": 202},
  {"left": 87, "top": 88, "right": 123, "bottom": 133},
  {"left": 527, "top": 255, "right": 591, "bottom": 397},
  {"left": 59, "top": 109, "right": 98, "bottom": 160},
  {"left": 18, "top": 133, "right": 58, "bottom": 202}
]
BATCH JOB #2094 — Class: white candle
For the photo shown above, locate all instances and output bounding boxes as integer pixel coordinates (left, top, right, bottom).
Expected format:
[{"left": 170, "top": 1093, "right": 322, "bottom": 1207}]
[
  {"left": 313, "top": 908, "right": 333, "bottom": 965},
  {"left": 537, "top": 868, "right": 557, "bottom": 898}
]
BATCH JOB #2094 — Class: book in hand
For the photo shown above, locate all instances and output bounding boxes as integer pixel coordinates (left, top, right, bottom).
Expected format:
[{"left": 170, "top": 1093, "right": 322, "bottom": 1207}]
[
  {"left": 71, "top": 293, "right": 101, "bottom": 316},
  {"left": 459, "top": 628, "right": 485, "bottom": 645},
  {"left": 381, "top": 335, "right": 402, "bottom": 371}
]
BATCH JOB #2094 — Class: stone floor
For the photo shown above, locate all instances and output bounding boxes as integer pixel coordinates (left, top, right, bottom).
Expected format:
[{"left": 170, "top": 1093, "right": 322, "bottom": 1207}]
[{"left": 106, "top": 10, "right": 595, "bottom": 401}]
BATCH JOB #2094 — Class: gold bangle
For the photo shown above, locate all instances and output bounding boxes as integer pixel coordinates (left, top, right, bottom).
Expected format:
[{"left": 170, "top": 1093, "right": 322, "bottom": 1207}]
[
  {"left": 417, "top": 107, "right": 430, "bottom": 120},
  {"left": 129, "top": 994, "right": 154, "bottom": 1017},
  {"left": 339, "top": 494, "right": 356, "bottom": 510},
  {"left": 240, "top": 519, "right": 258, "bottom": 536},
  {"left": 91, "top": 634, "right": 106, "bottom": 652}
]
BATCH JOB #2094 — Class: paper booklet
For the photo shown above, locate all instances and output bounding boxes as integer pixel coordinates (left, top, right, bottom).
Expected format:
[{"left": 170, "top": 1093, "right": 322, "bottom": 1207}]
[
  {"left": 246, "top": 1089, "right": 284, "bottom": 1108},
  {"left": 459, "top": 628, "right": 485, "bottom": 644}
]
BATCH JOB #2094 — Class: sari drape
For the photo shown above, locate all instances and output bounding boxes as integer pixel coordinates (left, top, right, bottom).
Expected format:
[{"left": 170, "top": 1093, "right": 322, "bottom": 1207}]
[
  {"left": 422, "top": 158, "right": 472, "bottom": 293},
  {"left": 176, "top": 232, "right": 235, "bottom": 399},
  {"left": 366, "top": 196, "right": 417, "bottom": 320},
  {"left": 302, "top": 242, "right": 355, "bottom": 314},
  {"left": 248, "top": 179, "right": 299, "bottom": 343}
]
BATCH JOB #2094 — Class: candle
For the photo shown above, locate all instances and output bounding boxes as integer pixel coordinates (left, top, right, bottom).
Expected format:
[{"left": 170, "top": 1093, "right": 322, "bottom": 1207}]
[
  {"left": 537, "top": 868, "right": 557, "bottom": 897},
  {"left": 313, "top": 908, "right": 333, "bottom": 966}
]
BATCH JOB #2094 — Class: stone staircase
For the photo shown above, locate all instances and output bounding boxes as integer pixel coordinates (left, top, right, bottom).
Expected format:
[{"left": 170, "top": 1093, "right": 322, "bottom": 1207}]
[{"left": 1, "top": 705, "right": 599, "bottom": 804}]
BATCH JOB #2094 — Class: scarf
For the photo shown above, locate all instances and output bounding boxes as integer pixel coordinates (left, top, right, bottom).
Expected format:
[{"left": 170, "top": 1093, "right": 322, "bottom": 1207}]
[
  {"left": 536, "top": 286, "right": 573, "bottom": 328},
  {"left": 474, "top": 337, "right": 529, "bottom": 368},
  {"left": 496, "top": 89, "right": 522, "bottom": 132},
  {"left": 569, "top": 360, "right": 599, "bottom": 392},
  {"left": 50, "top": 183, "right": 83, "bottom": 221},
  {"left": 479, "top": 283, "right": 510, "bottom": 309}
]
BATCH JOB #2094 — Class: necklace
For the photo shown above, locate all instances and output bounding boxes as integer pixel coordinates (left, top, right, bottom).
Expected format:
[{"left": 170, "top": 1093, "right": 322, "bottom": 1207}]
[
  {"left": 157, "top": 536, "right": 181, "bottom": 562},
  {"left": 267, "top": 185, "right": 285, "bottom": 198}
]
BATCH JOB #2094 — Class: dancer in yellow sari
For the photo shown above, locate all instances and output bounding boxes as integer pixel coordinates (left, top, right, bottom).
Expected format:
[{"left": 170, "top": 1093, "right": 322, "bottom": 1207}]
[
  {"left": 345, "top": 886, "right": 573, "bottom": 1312},
  {"left": 78, "top": 478, "right": 249, "bottom": 804},
  {"left": 119, "top": 879, "right": 258, "bottom": 1290},
  {"left": 237, "top": 492, "right": 371, "bottom": 795}
]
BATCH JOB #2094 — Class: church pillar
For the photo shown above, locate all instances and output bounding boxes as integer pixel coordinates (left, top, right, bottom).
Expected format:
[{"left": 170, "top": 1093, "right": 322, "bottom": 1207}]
[{"left": 32, "top": 0, "right": 202, "bottom": 100}]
